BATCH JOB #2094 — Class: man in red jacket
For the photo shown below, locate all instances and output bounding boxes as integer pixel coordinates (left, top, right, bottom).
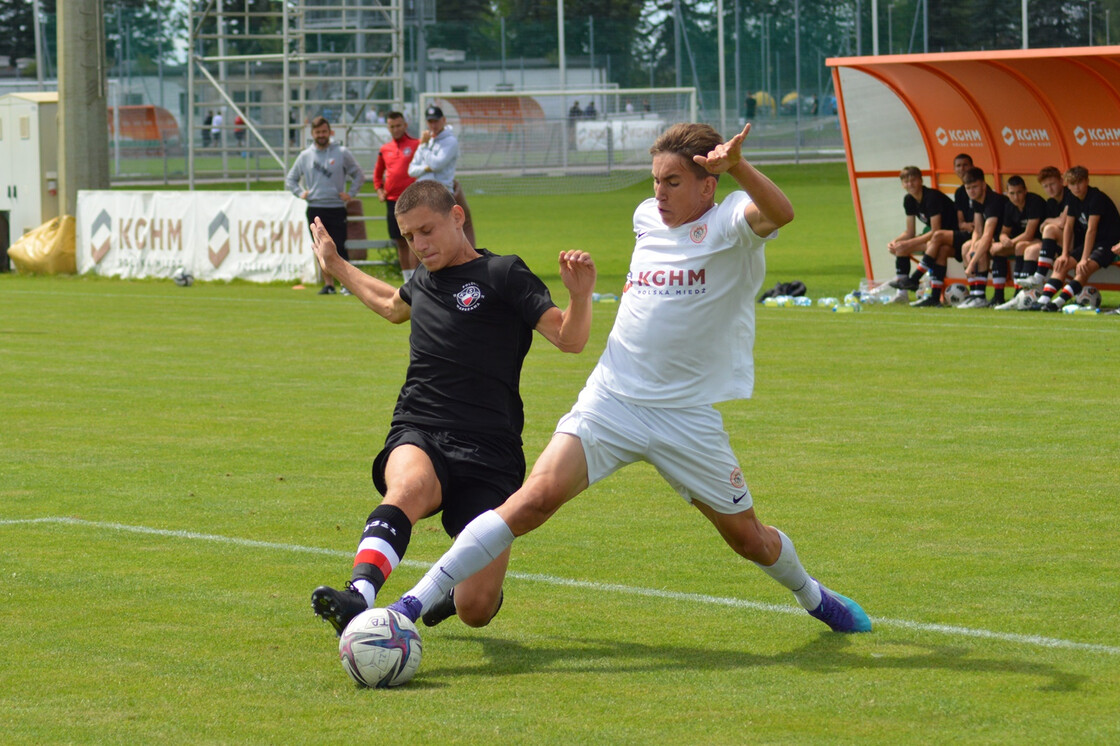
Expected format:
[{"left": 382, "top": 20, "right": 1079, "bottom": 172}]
[{"left": 374, "top": 112, "right": 421, "bottom": 282}]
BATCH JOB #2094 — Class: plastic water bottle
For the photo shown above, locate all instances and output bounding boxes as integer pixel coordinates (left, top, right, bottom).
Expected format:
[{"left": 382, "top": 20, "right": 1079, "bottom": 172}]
[
  {"left": 762, "top": 296, "right": 782, "bottom": 307},
  {"left": 1062, "top": 304, "right": 1097, "bottom": 315},
  {"left": 843, "top": 292, "right": 860, "bottom": 305},
  {"left": 792, "top": 296, "right": 812, "bottom": 307},
  {"left": 817, "top": 297, "right": 839, "bottom": 307},
  {"left": 832, "top": 303, "right": 862, "bottom": 313},
  {"left": 592, "top": 293, "right": 618, "bottom": 303}
]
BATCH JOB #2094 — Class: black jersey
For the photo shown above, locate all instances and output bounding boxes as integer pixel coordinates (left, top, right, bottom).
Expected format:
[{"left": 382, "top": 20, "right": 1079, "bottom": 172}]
[
  {"left": 955, "top": 184, "right": 975, "bottom": 225},
  {"left": 1046, "top": 188, "right": 1073, "bottom": 220},
  {"left": 970, "top": 188, "right": 1008, "bottom": 237},
  {"left": 1003, "top": 192, "right": 1046, "bottom": 236},
  {"left": 904, "top": 187, "right": 958, "bottom": 231},
  {"left": 396, "top": 249, "right": 556, "bottom": 440},
  {"left": 1073, "top": 186, "right": 1120, "bottom": 248}
]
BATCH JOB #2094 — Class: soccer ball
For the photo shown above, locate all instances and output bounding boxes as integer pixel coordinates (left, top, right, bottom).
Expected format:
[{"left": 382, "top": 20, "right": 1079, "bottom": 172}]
[
  {"left": 338, "top": 608, "right": 422, "bottom": 688},
  {"left": 1076, "top": 285, "right": 1101, "bottom": 309},
  {"left": 172, "top": 267, "right": 194, "bottom": 287},
  {"left": 944, "top": 284, "right": 968, "bottom": 306}
]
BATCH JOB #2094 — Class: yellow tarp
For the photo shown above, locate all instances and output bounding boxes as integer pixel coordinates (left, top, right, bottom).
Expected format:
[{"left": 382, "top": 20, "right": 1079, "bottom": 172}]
[{"left": 7, "top": 215, "right": 76, "bottom": 275}]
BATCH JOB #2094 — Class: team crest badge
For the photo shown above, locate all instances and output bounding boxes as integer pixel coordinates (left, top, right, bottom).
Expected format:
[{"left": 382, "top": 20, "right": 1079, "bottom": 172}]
[
  {"left": 730, "top": 467, "right": 745, "bottom": 489},
  {"left": 403, "top": 147, "right": 413, "bottom": 156},
  {"left": 455, "top": 282, "right": 485, "bottom": 311},
  {"left": 690, "top": 224, "right": 708, "bottom": 243}
]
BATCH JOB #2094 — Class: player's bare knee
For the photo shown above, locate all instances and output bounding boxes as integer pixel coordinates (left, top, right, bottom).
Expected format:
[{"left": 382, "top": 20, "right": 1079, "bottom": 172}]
[{"left": 455, "top": 596, "right": 499, "bottom": 628}]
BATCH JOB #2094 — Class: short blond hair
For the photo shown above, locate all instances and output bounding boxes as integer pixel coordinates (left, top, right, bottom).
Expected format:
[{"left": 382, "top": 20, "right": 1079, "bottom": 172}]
[{"left": 1064, "top": 165, "right": 1089, "bottom": 184}]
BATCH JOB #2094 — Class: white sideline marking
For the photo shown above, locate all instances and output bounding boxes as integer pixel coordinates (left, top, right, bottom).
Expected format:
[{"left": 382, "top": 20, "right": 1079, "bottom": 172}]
[{"left": 5, "top": 516, "right": 1119, "bottom": 656}]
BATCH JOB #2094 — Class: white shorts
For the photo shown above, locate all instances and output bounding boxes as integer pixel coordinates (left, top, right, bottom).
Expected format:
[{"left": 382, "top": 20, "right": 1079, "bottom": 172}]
[{"left": 555, "top": 384, "right": 753, "bottom": 514}]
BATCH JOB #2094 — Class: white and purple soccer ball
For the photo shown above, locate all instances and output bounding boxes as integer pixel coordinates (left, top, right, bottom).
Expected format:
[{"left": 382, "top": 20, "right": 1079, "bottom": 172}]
[{"left": 338, "top": 608, "right": 422, "bottom": 688}]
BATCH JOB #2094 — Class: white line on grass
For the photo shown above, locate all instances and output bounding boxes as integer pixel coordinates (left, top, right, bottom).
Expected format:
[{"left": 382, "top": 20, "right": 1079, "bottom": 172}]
[
  {"left": 0, "top": 288, "right": 317, "bottom": 306},
  {"left": 5, "top": 516, "right": 1119, "bottom": 656},
  {"left": 766, "top": 313, "right": 1120, "bottom": 336}
]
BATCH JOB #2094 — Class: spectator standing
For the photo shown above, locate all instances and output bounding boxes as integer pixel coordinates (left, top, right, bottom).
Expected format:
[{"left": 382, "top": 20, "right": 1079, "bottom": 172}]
[
  {"left": 285, "top": 116, "right": 366, "bottom": 295},
  {"left": 234, "top": 114, "right": 247, "bottom": 156},
  {"left": 568, "top": 100, "right": 582, "bottom": 146},
  {"left": 374, "top": 111, "right": 421, "bottom": 283},
  {"left": 408, "top": 105, "right": 476, "bottom": 248},
  {"left": 210, "top": 110, "right": 223, "bottom": 147},
  {"left": 202, "top": 110, "right": 213, "bottom": 148}
]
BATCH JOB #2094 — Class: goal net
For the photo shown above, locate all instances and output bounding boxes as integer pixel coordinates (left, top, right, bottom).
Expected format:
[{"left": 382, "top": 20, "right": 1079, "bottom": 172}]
[{"left": 417, "top": 88, "right": 697, "bottom": 194}]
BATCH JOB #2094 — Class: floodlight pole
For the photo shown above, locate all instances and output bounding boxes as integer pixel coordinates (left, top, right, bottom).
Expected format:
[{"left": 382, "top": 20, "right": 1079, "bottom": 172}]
[
  {"left": 32, "top": 0, "right": 44, "bottom": 90},
  {"left": 558, "top": 0, "right": 566, "bottom": 92},
  {"left": 717, "top": 0, "right": 726, "bottom": 134},
  {"left": 1022, "top": 0, "right": 1029, "bottom": 48},
  {"left": 872, "top": 0, "right": 879, "bottom": 55},
  {"left": 558, "top": 0, "right": 567, "bottom": 168}
]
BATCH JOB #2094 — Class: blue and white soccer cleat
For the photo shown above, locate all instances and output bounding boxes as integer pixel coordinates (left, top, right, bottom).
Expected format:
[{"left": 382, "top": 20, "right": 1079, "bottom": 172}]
[
  {"left": 808, "top": 584, "right": 872, "bottom": 633},
  {"left": 386, "top": 595, "right": 423, "bottom": 624}
]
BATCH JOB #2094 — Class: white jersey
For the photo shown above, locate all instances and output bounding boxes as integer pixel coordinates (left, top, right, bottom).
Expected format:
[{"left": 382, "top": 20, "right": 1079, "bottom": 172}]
[{"left": 586, "top": 191, "right": 773, "bottom": 407}]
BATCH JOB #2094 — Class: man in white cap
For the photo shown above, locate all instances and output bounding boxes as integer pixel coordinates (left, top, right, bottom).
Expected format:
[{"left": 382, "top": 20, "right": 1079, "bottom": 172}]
[{"left": 408, "top": 105, "right": 476, "bottom": 247}]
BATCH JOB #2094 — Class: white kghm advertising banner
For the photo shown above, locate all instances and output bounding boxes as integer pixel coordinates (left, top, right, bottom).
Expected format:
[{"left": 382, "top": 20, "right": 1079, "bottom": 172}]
[{"left": 76, "top": 190, "right": 317, "bottom": 283}]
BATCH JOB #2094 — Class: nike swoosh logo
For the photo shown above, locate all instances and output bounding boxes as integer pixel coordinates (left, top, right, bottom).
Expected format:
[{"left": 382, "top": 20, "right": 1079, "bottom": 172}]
[{"left": 732, "top": 491, "right": 748, "bottom": 504}]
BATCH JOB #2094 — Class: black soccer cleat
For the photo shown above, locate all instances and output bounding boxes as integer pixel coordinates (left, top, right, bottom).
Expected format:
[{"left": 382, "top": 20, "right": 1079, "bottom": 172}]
[
  {"left": 421, "top": 589, "right": 457, "bottom": 627},
  {"left": 889, "top": 275, "right": 920, "bottom": 291},
  {"left": 311, "top": 582, "right": 368, "bottom": 636},
  {"left": 420, "top": 589, "right": 505, "bottom": 627}
]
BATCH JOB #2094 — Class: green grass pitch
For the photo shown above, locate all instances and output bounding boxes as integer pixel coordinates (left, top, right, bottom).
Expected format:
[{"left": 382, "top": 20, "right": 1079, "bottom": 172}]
[{"left": 2, "top": 164, "right": 1119, "bottom": 743}]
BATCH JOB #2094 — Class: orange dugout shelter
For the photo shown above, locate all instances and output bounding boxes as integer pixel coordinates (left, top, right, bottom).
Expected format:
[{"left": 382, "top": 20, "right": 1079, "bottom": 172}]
[{"left": 827, "top": 46, "right": 1120, "bottom": 290}]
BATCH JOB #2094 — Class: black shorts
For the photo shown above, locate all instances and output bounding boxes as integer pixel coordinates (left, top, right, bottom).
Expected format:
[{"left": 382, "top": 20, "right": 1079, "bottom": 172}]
[
  {"left": 1089, "top": 245, "right": 1118, "bottom": 268},
  {"left": 385, "top": 200, "right": 403, "bottom": 241},
  {"left": 952, "top": 230, "right": 970, "bottom": 261},
  {"left": 372, "top": 424, "right": 525, "bottom": 537},
  {"left": 307, "top": 206, "right": 349, "bottom": 261}
]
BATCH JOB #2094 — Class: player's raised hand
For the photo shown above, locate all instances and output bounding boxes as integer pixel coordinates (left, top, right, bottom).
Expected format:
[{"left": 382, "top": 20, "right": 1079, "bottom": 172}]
[
  {"left": 558, "top": 250, "right": 597, "bottom": 298},
  {"left": 693, "top": 123, "right": 752, "bottom": 175},
  {"left": 310, "top": 217, "right": 337, "bottom": 270}
]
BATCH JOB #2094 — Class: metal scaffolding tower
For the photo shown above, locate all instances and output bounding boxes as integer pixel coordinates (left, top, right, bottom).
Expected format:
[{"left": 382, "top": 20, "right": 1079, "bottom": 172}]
[{"left": 187, "top": 0, "right": 404, "bottom": 186}]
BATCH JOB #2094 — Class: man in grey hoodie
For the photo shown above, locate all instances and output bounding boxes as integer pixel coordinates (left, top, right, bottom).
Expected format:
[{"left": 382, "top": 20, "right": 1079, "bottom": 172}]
[{"left": 286, "top": 116, "right": 366, "bottom": 294}]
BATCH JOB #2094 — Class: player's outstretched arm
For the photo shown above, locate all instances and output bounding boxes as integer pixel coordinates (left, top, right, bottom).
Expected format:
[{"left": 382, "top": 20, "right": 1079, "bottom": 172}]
[
  {"left": 693, "top": 123, "right": 794, "bottom": 237},
  {"left": 310, "top": 217, "right": 410, "bottom": 323},
  {"left": 535, "top": 250, "right": 596, "bottom": 354}
]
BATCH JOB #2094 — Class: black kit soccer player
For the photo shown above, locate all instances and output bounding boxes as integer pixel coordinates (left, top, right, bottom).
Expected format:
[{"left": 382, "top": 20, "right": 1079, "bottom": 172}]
[
  {"left": 308, "top": 180, "right": 596, "bottom": 633},
  {"left": 912, "top": 153, "right": 975, "bottom": 307},
  {"left": 888, "top": 166, "right": 957, "bottom": 301},
  {"left": 1021, "top": 166, "right": 1074, "bottom": 290},
  {"left": 959, "top": 167, "right": 1009, "bottom": 308},
  {"left": 383, "top": 123, "right": 872, "bottom": 643},
  {"left": 1031, "top": 166, "right": 1120, "bottom": 311},
  {"left": 992, "top": 175, "right": 1045, "bottom": 310}
]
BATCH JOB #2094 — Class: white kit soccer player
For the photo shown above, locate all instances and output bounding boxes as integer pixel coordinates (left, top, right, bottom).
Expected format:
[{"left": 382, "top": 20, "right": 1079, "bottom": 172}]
[{"left": 386, "top": 123, "right": 871, "bottom": 654}]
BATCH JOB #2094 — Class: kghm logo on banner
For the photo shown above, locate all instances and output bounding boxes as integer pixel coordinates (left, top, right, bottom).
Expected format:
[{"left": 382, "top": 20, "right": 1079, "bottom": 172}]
[
  {"left": 1001, "top": 126, "right": 1050, "bottom": 147},
  {"left": 1073, "top": 125, "right": 1120, "bottom": 147},
  {"left": 209, "top": 211, "right": 230, "bottom": 268},
  {"left": 90, "top": 209, "right": 112, "bottom": 264},
  {"left": 934, "top": 126, "right": 982, "bottom": 147}
]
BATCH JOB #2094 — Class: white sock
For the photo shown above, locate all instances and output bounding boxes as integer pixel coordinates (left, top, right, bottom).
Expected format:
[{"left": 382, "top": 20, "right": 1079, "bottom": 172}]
[
  {"left": 402, "top": 268, "right": 415, "bottom": 282},
  {"left": 352, "top": 578, "right": 376, "bottom": 608},
  {"left": 408, "top": 510, "right": 514, "bottom": 613},
  {"left": 755, "top": 529, "right": 822, "bottom": 610}
]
